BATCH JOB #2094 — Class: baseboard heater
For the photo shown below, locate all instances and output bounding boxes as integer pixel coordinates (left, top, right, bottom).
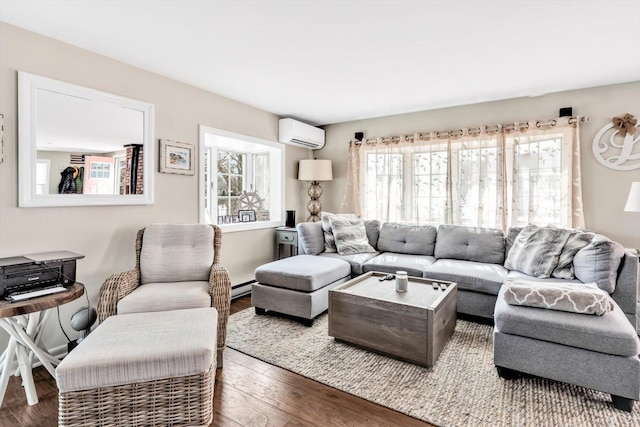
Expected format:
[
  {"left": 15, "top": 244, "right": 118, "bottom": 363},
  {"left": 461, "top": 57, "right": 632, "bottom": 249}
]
[{"left": 231, "top": 280, "right": 255, "bottom": 299}]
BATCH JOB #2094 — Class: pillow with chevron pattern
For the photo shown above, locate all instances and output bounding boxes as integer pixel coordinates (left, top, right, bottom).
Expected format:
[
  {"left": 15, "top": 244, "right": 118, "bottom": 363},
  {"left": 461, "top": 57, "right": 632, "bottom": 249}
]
[{"left": 329, "top": 216, "right": 376, "bottom": 255}]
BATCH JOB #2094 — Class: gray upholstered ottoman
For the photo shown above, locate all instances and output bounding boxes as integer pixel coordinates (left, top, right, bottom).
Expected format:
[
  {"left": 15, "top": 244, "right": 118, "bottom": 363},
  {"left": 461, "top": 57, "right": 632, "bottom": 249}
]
[
  {"left": 56, "top": 308, "right": 218, "bottom": 427},
  {"left": 253, "top": 254, "right": 351, "bottom": 326}
]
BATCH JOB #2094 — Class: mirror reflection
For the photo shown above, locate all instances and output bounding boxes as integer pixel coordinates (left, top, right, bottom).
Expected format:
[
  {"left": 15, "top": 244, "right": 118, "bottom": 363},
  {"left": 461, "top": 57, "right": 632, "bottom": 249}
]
[
  {"left": 18, "top": 71, "right": 154, "bottom": 207},
  {"left": 36, "top": 88, "right": 143, "bottom": 196}
]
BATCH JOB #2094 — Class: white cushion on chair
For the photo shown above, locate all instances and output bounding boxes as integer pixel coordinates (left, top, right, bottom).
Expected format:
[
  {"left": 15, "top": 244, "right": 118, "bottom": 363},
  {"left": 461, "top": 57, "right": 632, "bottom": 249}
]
[
  {"left": 117, "top": 281, "right": 211, "bottom": 314},
  {"left": 140, "top": 223, "right": 214, "bottom": 284}
]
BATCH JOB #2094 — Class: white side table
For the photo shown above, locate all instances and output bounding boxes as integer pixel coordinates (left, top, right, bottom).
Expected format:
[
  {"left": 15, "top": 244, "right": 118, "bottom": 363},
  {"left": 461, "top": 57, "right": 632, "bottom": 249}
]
[{"left": 0, "top": 283, "right": 84, "bottom": 405}]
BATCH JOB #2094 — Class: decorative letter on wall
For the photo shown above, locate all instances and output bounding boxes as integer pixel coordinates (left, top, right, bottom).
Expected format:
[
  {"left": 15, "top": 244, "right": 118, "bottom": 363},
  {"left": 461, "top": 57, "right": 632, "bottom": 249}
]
[{"left": 592, "top": 113, "right": 639, "bottom": 170}]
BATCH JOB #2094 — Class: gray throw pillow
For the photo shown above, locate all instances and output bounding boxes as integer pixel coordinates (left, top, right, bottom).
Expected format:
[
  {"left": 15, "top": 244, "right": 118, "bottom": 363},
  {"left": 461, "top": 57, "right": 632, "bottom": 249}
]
[
  {"left": 504, "top": 225, "right": 571, "bottom": 278},
  {"left": 321, "top": 212, "right": 355, "bottom": 253},
  {"left": 296, "top": 221, "right": 325, "bottom": 255},
  {"left": 573, "top": 234, "right": 624, "bottom": 293},
  {"left": 330, "top": 217, "right": 376, "bottom": 255},
  {"left": 551, "top": 231, "right": 594, "bottom": 279}
]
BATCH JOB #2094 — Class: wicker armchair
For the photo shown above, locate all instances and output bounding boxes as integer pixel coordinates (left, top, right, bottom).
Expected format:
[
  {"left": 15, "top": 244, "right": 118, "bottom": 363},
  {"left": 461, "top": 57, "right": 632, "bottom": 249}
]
[{"left": 97, "top": 224, "right": 231, "bottom": 368}]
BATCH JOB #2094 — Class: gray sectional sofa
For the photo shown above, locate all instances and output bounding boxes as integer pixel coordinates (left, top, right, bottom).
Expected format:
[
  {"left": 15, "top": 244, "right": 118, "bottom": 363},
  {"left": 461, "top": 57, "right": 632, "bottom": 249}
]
[{"left": 291, "top": 220, "right": 640, "bottom": 411}]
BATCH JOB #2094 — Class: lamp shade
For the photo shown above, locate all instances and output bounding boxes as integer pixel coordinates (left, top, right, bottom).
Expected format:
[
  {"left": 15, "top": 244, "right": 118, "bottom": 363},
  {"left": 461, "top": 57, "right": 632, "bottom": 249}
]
[
  {"left": 624, "top": 182, "right": 640, "bottom": 212},
  {"left": 298, "top": 159, "right": 333, "bottom": 181}
]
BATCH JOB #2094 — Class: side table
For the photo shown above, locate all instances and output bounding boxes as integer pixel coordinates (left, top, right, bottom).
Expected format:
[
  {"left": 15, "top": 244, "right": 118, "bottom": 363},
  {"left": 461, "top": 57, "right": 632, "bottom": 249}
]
[
  {"left": 276, "top": 226, "right": 298, "bottom": 259},
  {"left": 0, "top": 282, "right": 84, "bottom": 406}
]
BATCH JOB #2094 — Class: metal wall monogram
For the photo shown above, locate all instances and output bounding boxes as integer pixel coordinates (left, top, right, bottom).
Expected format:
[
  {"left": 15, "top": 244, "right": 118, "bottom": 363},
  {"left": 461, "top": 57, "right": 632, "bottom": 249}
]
[{"left": 592, "top": 113, "right": 639, "bottom": 170}]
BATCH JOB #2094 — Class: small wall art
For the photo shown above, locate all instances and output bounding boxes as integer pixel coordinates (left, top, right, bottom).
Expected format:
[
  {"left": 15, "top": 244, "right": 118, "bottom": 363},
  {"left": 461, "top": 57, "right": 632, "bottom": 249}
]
[{"left": 159, "top": 139, "right": 195, "bottom": 175}]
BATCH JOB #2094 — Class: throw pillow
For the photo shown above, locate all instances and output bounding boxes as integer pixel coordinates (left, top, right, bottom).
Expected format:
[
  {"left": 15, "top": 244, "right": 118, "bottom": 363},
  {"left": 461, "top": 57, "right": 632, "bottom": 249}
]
[
  {"left": 551, "top": 231, "right": 594, "bottom": 279},
  {"left": 573, "top": 234, "right": 624, "bottom": 294},
  {"left": 320, "top": 212, "right": 355, "bottom": 253},
  {"left": 329, "top": 217, "right": 376, "bottom": 255},
  {"left": 504, "top": 225, "right": 571, "bottom": 278},
  {"left": 503, "top": 279, "right": 614, "bottom": 316}
]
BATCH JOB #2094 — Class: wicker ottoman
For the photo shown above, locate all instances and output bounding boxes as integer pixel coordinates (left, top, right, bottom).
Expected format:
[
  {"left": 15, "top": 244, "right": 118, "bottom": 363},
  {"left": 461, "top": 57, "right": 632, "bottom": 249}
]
[
  {"left": 56, "top": 308, "right": 218, "bottom": 427},
  {"left": 253, "top": 255, "right": 351, "bottom": 326}
]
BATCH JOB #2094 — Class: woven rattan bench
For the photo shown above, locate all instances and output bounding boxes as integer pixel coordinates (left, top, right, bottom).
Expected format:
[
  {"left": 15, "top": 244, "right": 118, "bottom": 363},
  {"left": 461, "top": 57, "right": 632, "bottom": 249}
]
[{"left": 56, "top": 308, "right": 218, "bottom": 427}]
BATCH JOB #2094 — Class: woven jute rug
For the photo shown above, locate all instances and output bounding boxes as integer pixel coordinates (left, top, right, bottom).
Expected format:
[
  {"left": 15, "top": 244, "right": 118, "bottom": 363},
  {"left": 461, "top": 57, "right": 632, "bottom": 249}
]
[{"left": 226, "top": 308, "right": 640, "bottom": 426}]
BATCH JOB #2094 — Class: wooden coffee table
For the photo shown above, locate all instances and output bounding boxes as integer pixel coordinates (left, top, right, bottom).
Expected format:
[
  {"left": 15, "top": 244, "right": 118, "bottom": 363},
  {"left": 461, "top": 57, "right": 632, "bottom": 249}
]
[{"left": 328, "top": 272, "right": 457, "bottom": 367}]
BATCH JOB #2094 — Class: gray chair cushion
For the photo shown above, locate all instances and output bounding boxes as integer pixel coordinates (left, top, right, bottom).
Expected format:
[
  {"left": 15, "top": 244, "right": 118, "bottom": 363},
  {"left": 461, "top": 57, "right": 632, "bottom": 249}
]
[
  {"left": 362, "top": 252, "right": 436, "bottom": 277},
  {"left": 296, "top": 221, "right": 325, "bottom": 255},
  {"left": 504, "top": 225, "right": 571, "bottom": 278},
  {"left": 434, "top": 225, "right": 505, "bottom": 264},
  {"left": 56, "top": 308, "right": 218, "bottom": 392},
  {"left": 423, "top": 259, "right": 508, "bottom": 296},
  {"left": 319, "top": 252, "right": 380, "bottom": 275},
  {"left": 495, "top": 287, "right": 640, "bottom": 357},
  {"left": 573, "top": 234, "right": 625, "bottom": 293},
  {"left": 377, "top": 223, "right": 437, "bottom": 255},
  {"left": 117, "top": 281, "right": 211, "bottom": 314},
  {"left": 364, "top": 220, "right": 381, "bottom": 249},
  {"left": 255, "top": 255, "right": 351, "bottom": 292},
  {"left": 140, "top": 223, "right": 214, "bottom": 284},
  {"left": 507, "top": 270, "right": 582, "bottom": 284}
]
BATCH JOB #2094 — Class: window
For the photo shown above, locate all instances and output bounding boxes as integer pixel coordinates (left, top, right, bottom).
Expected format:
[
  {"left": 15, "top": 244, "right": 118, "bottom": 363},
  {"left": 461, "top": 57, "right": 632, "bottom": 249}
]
[
  {"left": 90, "top": 162, "right": 111, "bottom": 179},
  {"left": 35, "top": 159, "right": 50, "bottom": 195},
  {"left": 199, "top": 126, "right": 284, "bottom": 231},
  {"left": 355, "top": 121, "right": 581, "bottom": 230}
]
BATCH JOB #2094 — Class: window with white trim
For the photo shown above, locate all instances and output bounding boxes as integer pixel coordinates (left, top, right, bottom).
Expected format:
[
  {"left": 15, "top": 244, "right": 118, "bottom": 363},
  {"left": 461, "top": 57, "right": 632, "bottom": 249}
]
[{"left": 200, "top": 126, "right": 284, "bottom": 231}]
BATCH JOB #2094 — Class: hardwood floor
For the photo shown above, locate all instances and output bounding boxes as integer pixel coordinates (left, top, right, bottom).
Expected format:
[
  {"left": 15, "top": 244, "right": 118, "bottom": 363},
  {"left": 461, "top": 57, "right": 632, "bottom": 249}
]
[{"left": 0, "top": 295, "right": 434, "bottom": 427}]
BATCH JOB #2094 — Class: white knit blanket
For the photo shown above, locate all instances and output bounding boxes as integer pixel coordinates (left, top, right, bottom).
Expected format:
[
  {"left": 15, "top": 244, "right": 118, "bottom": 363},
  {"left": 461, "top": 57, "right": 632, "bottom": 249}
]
[{"left": 503, "top": 279, "right": 614, "bottom": 316}]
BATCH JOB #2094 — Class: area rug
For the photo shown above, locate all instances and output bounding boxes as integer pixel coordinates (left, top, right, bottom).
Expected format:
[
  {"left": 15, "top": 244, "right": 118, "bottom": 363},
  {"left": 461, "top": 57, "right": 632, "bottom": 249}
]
[{"left": 226, "top": 309, "right": 640, "bottom": 426}]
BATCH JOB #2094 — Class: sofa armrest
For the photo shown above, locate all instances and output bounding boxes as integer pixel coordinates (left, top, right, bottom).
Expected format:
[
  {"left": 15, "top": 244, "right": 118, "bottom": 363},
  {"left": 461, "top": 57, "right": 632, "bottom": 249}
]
[
  {"left": 96, "top": 269, "right": 139, "bottom": 323},
  {"left": 209, "top": 263, "right": 231, "bottom": 353},
  {"left": 612, "top": 252, "right": 639, "bottom": 327}
]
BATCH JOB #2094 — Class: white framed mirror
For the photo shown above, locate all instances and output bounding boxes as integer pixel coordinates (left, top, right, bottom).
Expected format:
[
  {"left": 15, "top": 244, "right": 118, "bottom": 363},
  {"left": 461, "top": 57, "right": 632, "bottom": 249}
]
[{"left": 18, "top": 71, "right": 154, "bottom": 207}]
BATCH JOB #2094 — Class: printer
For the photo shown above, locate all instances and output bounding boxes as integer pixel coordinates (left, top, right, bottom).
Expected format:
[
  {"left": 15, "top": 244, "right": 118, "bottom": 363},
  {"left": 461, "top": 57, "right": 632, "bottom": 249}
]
[{"left": 0, "top": 251, "right": 84, "bottom": 299}]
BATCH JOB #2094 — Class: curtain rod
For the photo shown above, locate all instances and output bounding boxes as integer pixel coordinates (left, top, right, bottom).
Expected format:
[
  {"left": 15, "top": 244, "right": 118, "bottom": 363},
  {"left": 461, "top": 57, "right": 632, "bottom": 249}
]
[{"left": 352, "top": 116, "right": 589, "bottom": 146}]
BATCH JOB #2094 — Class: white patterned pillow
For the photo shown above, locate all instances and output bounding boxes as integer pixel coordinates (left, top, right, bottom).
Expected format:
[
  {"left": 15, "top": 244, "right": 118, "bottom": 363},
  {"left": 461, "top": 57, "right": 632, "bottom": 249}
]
[
  {"left": 504, "top": 225, "right": 571, "bottom": 278},
  {"left": 329, "top": 217, "right": 376, "bottom": 255},
  {"left": 503, "top": 279, "right": 614, "bottom": 316},
  {"left": 320, "top": 212, "right": 355, "bottom": 253}
]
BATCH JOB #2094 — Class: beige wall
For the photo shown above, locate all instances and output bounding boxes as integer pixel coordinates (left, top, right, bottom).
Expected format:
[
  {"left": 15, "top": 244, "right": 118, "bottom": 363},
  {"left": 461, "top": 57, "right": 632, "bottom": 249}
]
[
  {"left": 0, "top": 23, "right": 309, "bottom": 352},
  {"left": 319, "top": 82, "right": 640, "bottom": 248}
]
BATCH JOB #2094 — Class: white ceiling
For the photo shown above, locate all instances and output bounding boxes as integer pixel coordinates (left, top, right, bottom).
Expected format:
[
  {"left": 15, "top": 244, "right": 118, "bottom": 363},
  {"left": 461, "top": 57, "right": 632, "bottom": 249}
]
[{"left": 1, "top": 0, "right": 639, "bottom": 126}]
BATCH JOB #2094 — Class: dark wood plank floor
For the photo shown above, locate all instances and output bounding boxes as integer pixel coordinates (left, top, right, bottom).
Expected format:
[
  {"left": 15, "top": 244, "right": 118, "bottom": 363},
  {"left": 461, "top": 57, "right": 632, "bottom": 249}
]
[{"left": 0, "top": 295, "right": 433, "bottom": 426}]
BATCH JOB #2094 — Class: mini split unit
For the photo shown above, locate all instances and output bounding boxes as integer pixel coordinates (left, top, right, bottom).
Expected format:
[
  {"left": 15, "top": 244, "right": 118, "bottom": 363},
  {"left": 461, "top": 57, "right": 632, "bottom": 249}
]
[{"left": 278, "top": 118, "right": 325, "bottom": 149}]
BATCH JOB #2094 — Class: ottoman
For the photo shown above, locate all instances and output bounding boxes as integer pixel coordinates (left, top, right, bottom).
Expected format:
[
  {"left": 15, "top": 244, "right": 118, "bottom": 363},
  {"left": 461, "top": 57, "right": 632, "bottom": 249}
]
[
  {"left": 253, "top": 255, "right": 351, "bottom": 326},
  {"left": 56, "top": 308, "right": 218, "bottom": 427}
]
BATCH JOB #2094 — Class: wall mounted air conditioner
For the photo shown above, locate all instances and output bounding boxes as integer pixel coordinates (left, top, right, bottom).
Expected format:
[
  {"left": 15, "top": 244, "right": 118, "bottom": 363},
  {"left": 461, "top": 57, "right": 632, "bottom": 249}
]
[{"left": 278, "top": 118, "right": 325, "bottom": 149}]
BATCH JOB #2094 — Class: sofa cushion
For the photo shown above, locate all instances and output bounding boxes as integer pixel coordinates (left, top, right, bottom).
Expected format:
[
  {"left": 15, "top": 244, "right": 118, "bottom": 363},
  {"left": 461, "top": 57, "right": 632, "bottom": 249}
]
[
  {"left": 321, "top": 212, "right": 355, "bottom": 253},
  {"left": 362, "top": 252, "right": 436, "bottom": 277},
  {"left": 573, "top": 234, "right": 624, "bottom": 294},
  {"left": 502, "top": 278, "right": 614, "bottom": 316},
  {"left": 364, "top": 220, "right": 381, "bottom": 249},
  {"left": 434, "top": 225, "right": 505, "bottom": 264},
  {"left": 495, "top": 287, "right": 640, "bottom": 357},
  {"left": 117, "top": 281, "right": 211, "bottom": 314},
  {"left": 296, "top": 221, "right": 325, "bottom": 255},
  {"left": 504, "top": 225, "right": 571, "bottom": 278},
  {"left": 255, "top": 255, "right": 350, "bottom": 292},
  {"left": 140, "top": 224, "right": 214, "bottom": 284},
  {"left": 330, "top": 217, "right": 376, "bottom": 255},
  {"left": 423, "top": 259, "right": 508, "bottom": 296},
  {"left": 507, "top": 270, "right": 582, "bottom": 284},
  {"left": 319, "top": 252, "right": 379, "bottom": 276},
  {"left": 551, "top": 230, "right": 594, "bottom": 279},
  {"left": 377, "top": 223, "right": 437, "bottom": 255}
]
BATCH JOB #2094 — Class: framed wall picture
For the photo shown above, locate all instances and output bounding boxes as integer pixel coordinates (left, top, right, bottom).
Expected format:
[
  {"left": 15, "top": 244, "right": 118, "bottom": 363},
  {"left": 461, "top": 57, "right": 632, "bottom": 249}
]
[
  {"left": 238, "top": 209, "right": 256, "bottom": 222},
  {"left": 159, "top": 139, "right": 195, "bottom": 175}
]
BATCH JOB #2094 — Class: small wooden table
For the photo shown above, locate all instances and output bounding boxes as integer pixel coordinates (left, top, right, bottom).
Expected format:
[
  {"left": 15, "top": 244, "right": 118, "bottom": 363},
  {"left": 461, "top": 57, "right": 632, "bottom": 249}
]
[
  {"left": 0, "top": 283, "right": 84, "bottom": 406},
  {"left": 329, "top": 272, "right": 457, "bottom": 367}
]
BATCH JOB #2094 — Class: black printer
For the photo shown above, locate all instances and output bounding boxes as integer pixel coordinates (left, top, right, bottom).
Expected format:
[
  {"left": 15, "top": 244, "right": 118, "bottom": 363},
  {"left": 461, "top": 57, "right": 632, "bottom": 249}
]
[{"left": 0, "top": 251, "right": 84, "bottom": 298}]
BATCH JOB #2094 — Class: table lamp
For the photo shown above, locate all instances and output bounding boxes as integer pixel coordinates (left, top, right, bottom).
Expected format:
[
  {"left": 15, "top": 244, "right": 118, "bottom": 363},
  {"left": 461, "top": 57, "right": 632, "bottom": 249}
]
[
  {"left": 624, "top": 182, "right": 640, "bottom": 212},
  {"left": 298, "top": 159, "right": 333, "bottom": 222}
]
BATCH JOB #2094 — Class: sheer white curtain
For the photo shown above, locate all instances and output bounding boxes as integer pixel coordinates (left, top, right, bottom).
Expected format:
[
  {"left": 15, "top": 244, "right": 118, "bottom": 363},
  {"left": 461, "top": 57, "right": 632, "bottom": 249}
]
[{"left": 340, "top": 117, "right": 585, "bottom": 230}]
